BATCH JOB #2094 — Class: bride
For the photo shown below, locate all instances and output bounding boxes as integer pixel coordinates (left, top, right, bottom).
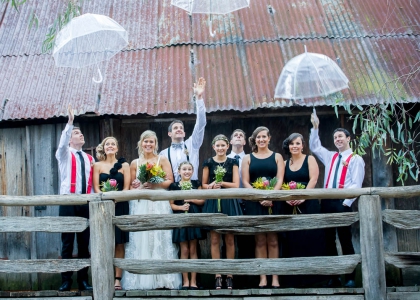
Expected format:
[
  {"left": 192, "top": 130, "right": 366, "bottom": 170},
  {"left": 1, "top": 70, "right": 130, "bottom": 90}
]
[{"left": 122, "top": 130, "right": 182, "bottom": 290}]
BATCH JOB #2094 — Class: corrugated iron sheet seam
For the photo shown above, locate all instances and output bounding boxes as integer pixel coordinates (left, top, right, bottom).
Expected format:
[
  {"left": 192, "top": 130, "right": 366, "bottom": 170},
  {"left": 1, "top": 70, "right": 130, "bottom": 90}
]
[{"left": 2, "top": 32, "right": 417, "bottom": 58}]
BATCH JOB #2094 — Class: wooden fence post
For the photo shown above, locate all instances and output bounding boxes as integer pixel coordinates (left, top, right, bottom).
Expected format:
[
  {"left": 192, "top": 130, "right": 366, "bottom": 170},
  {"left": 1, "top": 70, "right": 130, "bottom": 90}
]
[
  {"left": 89, "top": 200, "right": 115, "bottom": 300},
  {"left": 359, "top": 195, "right": 386, "bottom": 300}
]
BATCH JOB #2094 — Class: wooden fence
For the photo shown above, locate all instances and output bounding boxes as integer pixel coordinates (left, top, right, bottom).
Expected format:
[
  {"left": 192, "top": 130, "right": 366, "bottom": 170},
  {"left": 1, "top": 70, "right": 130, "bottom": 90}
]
[{"left": 1, "top": 186, "right": 420, "bottom": 300}]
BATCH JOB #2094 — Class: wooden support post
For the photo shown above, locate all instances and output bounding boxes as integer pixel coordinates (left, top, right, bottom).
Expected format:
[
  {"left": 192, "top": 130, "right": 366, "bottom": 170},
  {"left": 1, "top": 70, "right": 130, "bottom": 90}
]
[
  {"left": 359, "top": 195, "right": 386, "bottom": 300},
  {"left": 89, "top": 200, "right": 115, "bottom": 300}
]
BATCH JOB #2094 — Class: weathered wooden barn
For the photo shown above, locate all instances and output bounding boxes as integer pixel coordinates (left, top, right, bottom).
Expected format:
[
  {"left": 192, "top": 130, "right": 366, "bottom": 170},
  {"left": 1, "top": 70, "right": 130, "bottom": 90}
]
[{"left": 0, "top": 0, "right": 419, "bottom": 291}]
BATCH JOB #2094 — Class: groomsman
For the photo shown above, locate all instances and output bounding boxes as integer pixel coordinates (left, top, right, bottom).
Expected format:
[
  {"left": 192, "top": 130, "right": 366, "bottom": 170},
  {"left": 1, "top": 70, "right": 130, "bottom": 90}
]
[
  {"left": 56, "top": 105, "right": 93, "bottom": 292},
  {"left": 227, "top": 129, "right": 247, "bottom": 187},
  {"left": 160, "top": 78, "right": 207, "bottom": 181},
  {"left": 309, "top": 112, "right": 365, "bottom": 288}
]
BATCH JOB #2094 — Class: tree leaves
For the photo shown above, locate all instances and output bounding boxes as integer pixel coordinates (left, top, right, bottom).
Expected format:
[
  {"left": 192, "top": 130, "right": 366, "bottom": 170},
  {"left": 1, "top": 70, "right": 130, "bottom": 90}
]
[{"left": 333, "top": 98, "right": 420, "bottom": 184}]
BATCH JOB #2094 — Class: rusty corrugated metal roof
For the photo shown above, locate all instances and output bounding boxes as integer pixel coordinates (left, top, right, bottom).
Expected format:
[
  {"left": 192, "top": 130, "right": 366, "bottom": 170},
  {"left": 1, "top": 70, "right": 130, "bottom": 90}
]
[{"left": 0, "top": 0, "right": 419, "bottom": 120}]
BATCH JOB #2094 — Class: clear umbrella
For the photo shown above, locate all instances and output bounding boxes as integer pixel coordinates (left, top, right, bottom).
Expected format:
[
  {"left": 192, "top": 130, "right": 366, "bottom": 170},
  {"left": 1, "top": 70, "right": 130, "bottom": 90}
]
[
  {"left": 53, "top": 13, "right": 128, "bottom": 84},
  {"left": 275, "top": 46, "right": 349, "bottom": 100},
  {"left": 172, "top": 0, "right": 250, "bottom": 37}
]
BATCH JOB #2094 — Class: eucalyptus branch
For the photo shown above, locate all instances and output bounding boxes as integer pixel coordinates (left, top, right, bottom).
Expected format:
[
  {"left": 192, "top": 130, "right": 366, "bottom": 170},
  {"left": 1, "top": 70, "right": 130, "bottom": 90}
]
[{"left": 42, "top": 0, "right": 84, "bottom": 53}]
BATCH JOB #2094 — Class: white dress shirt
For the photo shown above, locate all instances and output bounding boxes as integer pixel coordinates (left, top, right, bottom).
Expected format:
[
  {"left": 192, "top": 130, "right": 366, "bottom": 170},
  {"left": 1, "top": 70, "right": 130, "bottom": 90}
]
[
  {"left": 227, "top": 150, "right": 245, "bottom": 188},
  {"left": 160, "top": 99, "right": 206, "bottom": 181},
  {"left": 56, "top": 124, "right": 92, "bottom": 195},
  {"left": 309, "top": 128, "right": 365, "bottom": 206}
]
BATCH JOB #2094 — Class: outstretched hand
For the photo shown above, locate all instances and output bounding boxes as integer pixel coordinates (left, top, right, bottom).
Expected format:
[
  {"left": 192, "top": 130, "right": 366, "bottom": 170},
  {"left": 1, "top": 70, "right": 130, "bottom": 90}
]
[
  {"left": 193, "top": 77, "right": 206, "bottom": 99},
  {"left": 68, "top": 105, "right": 74, "bottom": 125}
]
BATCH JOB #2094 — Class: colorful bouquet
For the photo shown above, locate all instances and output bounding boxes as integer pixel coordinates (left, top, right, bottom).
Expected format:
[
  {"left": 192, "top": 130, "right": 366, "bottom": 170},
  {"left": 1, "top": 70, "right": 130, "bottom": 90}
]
[
  {"left": 252, "top": 177, "right": 278, "bottom": 190},
  {"left": 179, "top": 180, "right": 193, "bottom": 213},
  {"left": 281, "top": 181, "right": 306, "bottom": 214},
  {"left": 252, "top": 177, "right": 278, "bottom": 214},
  {"left": 100, "top": 178, "right": 118, "bottom": 192},
  {"left": 137, "top": 162, "right": 166, "bottom": 184},
  {"left": 214, "top": 165, "right": 226, "bottom": 212}
]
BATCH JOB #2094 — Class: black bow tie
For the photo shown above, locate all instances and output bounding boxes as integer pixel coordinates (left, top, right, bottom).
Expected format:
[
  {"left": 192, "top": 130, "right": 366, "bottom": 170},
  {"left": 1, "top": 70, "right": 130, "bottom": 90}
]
[{"left": 171, "top": 143, "right": 183, "bottom": 149}]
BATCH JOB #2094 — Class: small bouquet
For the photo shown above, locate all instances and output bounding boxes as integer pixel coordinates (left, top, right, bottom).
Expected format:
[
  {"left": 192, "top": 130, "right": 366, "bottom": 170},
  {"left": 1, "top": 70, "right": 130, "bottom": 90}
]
[
  {"left": 214, "top": 165, "right": 227, "bottom": 212},
  {"left": 179, "top": 181, "right": 193, "bottom": 213},
  {"left": 100, "top": 178, "right": 118, "bottom": 192},
  {"left": 281, "top": 181, "right": 306, "bottom": 214},
  {"left": 252, "top": 177, "right": 278, "bottom": 214},
  {"left": 137, "top": 162, "right": 166, "bottom": 184}
]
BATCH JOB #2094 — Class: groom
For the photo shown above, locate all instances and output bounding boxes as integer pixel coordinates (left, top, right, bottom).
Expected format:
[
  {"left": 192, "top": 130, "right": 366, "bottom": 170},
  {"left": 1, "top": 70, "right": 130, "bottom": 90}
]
[
  {"left": 56, "top": 105, "right": 93, "bottom": 292},
  {"left": 160, "top": 77, "right": 207, "bottom": 181}
]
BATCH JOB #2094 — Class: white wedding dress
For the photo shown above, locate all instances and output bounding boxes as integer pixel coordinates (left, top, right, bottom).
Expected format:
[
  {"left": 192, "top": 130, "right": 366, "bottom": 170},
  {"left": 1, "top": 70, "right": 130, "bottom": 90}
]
[{"left": 121, "top": 157, "right": 182, "bottom": 290}]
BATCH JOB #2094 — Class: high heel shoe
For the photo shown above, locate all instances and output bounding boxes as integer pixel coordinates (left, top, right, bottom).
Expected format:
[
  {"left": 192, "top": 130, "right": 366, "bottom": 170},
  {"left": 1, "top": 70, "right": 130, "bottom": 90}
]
[
  {"left": 226, "top": 277, "right": 233, "bottom": 289},
  {"left": 215, "top": 276, "right": 223, "bottom": 289}
]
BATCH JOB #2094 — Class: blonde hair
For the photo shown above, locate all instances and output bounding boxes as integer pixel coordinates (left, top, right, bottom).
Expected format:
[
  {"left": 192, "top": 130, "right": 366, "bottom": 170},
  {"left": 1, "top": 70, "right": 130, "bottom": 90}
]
[
  {"left": 96, "top": 137, "right": 118, "bottom": 161},
  {"left": 137, "top": 130, "right": 159, "bottom": 157}
]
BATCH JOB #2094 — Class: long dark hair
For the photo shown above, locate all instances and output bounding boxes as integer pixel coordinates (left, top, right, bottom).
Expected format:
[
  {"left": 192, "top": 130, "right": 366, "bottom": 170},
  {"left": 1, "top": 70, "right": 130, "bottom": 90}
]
[
  {"left": 249, "top": 126, "right": 270, "bottom": 153},
  {"left": 282, "top": 133, "right": 305, "bottom": 165}
]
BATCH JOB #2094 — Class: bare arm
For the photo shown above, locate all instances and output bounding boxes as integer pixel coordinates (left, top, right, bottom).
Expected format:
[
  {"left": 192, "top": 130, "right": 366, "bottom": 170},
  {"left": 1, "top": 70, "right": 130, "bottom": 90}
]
[
  {"left": 306, "top": 155, "right": 319, "bottom": 189},
  {"left": 170, "top": 200, "right": 190, "bottom": 212},
  {"left": 202, "top": 166, "right": 212, "bottom": 189},
  {"left": 152, "top": 156, "right": 173, "bottom": 189},
  {"left": 129, "top": 159, "right": 138, "bottom": 190},
  {"left": 221, "top": 165, "right": 239, "bottom": 188},
  {"left": 122, "top": 162, "right": 131, "bottom": 191},
  {"left": 274, "top": 153, "right": 285, "bottom": 190},
  {"left": 93, "top": 162, "right": 102, "bottom": 193},
  {"left": 241, "top": 155, "right": 252, "bottom": 188}
]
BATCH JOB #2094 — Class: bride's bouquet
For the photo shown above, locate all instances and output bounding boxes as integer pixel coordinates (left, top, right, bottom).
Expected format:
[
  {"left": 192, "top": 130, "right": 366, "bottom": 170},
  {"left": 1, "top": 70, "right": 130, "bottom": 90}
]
[{"left": 137, "top": 162, "right": 166, "bottom": 184}]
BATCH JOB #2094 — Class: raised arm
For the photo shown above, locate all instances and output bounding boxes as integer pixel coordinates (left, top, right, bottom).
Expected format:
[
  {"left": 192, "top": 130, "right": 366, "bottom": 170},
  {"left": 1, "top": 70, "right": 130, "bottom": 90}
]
[
  {"left": 309, "top": 113, "right": 334, "bottom": 165},
  {"left": 188, "top": 77, "right": 207, "bottom": 150},
  {"left": 56, "top": 105, "right": 74, "bottom": 162}
]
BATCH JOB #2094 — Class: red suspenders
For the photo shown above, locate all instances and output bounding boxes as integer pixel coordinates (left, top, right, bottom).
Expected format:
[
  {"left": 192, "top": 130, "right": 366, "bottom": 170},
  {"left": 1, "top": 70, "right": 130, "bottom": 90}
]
[
  {"left": 325, "top": 153, "right": 353, "bottom": 189},
  {"left": 70, "top": 152, "right": 93, "bottom": 194}
]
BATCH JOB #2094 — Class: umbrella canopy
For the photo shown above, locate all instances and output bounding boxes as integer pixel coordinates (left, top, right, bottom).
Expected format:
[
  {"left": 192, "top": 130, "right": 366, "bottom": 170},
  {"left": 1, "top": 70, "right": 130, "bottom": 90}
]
[
  {"left": 53, "top": 13, "right": 128, "bottom": 83},
  {"left": 171, "top": 0, "right": 250, "bottom": 36},
  {"left": 275, "top": 47, "right": 349, "bottom": 100}
]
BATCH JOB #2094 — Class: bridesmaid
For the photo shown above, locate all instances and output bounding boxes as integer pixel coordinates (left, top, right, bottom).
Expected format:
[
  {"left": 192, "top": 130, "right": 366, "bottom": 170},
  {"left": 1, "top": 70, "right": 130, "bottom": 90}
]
[
  {"left": 93, "top": 137, "right": 130, "bottom": 290},
  {"left": 281, "top": 133, "right": 324, "bottom": 287},
  {"left": 202, "top": 134, "right": 242, "bottom": 289},
  {"left": 242, "top": 127, "right": 284, "bottom": 288},
  {"left": 169, "top": 161, "right": 204, "bottom": 290}
]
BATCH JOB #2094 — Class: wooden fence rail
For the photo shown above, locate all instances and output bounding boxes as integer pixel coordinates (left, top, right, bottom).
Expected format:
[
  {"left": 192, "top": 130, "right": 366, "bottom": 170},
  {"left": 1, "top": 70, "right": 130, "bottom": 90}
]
[
  {"left": 114, "top": 212, "right": 359, "bottom": 234},
  {"left": 1, "top": 187, "right": 420, "bottom": 300},
  {"left": 1, "top": 185, "right": 420, "bottom": 206}
]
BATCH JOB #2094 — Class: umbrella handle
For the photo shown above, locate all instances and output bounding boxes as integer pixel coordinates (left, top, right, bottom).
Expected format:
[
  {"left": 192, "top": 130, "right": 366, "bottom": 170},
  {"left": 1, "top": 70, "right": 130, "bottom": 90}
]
[
  {"left": 92, "top": 67, "right": 103, "bottom": 84},
  {"left": 209, "top": 16, "right": 216, "bottom": 37}
]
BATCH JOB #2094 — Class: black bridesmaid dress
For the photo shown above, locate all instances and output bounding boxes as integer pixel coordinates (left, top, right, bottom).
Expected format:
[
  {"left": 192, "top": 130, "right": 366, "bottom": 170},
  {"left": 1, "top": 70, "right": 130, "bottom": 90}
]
[
  {"left": 169, "top": 180, "right": 204, "bottom": 243},
  {"left": 99, "top": 158, "right": 129, "bottom": 244},
  {"left": 201, "top": 157, "right": 242, "bottom": 216},
  {"left": 245, "top": 152, "right": 281, "bottom": 215},
  {"left": 281, "top": 155, "right": 326, "bottom": 287}
]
